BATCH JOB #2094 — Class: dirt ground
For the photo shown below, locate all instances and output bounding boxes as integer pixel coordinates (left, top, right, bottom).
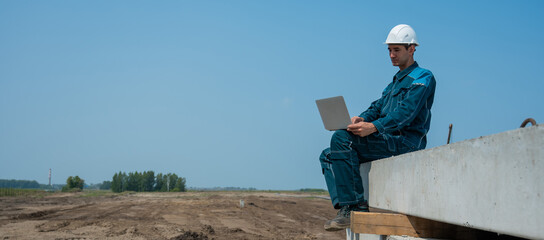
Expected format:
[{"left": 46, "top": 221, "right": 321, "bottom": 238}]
[{"left": 0, "top": 191, "right": 346, "bottom": 240}]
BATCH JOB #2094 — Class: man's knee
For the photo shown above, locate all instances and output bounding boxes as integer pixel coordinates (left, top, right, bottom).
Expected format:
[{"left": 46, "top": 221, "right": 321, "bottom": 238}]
[
  {"left": 319, "top": 148, "right": 332, "bottom": 175},
  {"left": 319, "top": 148, "right": 331, "bottom": 163},
  {"left": 329, "top": 130, "right": 356, "bottom": 160},
  {"left": 331, "top": 130, "right": 352, "bottom": 146}
]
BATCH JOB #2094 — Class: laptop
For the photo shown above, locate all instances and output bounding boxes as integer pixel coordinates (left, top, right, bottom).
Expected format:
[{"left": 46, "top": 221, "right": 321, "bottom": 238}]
[{"left": 315, "top": 96, "right": 351, "bottom": 131}]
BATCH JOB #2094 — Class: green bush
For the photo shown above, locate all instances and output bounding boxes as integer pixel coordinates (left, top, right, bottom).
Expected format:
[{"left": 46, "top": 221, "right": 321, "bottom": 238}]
[{"left": 62, "top": 176, "right": 85, "bottom": 192}]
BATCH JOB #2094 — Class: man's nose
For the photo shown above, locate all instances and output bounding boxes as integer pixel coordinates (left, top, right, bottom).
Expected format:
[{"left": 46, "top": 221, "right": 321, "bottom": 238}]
[{"left": 390, "top": 52, "right": 396, "bottom": 58}]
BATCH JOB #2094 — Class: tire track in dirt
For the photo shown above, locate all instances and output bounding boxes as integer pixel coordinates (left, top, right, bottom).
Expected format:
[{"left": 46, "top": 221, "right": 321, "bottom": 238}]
[{"left": 12, "top": 203, "right": 95, "bottom": 220}]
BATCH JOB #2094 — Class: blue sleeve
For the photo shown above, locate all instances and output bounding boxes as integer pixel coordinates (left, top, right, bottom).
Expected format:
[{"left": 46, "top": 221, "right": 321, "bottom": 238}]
[
  {"left": 359, "top": 83, "right": 393, "bottom": 122},
  {"left": 372, "top": 71, "right": 435, "bottom": 133},
  {"left": 360, "top": 98, "right": 382, "bottom": 122}
]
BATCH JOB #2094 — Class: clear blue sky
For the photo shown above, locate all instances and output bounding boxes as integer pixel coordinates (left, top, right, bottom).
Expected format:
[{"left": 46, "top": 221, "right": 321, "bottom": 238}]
[{"left": 1, "top": 1, "right": 543, "bottom": 189}]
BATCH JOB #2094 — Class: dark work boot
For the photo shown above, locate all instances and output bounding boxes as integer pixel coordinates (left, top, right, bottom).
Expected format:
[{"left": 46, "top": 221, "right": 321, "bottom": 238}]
[
  {"left": 324, "top": 205, "right": 351, "bottom": 231},
  {"left": 353, "top": 201, "right": 369, "bottom": 212},
  {"left": 324, "top": 202, "right": 370, "bottom": 231}
]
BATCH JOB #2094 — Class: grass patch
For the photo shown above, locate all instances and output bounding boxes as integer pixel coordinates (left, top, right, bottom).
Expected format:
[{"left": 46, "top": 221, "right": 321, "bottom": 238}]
[
  {"left": 298, "top": 188, "right": 327, "bottom": 193},
  {"left": 0, "top": 188, "right": 50, "bottom": 197}
]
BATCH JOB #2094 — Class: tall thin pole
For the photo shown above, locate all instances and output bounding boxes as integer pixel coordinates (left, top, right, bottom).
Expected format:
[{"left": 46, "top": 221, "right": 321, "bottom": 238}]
[
  {"left": 49, "top": 169, "right": 52, "bottom": 186},
  {"left": 447, "top": 124, "right": 453, "bottom": 144}
]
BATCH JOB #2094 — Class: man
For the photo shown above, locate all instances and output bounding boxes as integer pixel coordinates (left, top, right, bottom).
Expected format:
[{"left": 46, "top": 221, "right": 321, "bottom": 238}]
[{"left": 319, "top": 24, "right": 436, "bottom": 231}]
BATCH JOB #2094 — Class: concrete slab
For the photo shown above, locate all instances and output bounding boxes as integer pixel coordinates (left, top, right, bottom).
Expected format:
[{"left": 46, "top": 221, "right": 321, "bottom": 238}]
[{"left": 366, "top": 125, "right": 543, "bottom": 239}]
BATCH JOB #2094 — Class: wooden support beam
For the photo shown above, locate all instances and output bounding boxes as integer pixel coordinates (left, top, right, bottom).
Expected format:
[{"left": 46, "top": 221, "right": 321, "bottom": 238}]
[{"left": 350, "top": 211, "right": 478, "bottom": 239}]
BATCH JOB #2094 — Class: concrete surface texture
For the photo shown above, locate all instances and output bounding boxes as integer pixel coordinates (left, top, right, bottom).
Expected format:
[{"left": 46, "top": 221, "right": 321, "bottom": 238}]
[{"left": 367, "top": 124, "right": 543, "bottom": 239}]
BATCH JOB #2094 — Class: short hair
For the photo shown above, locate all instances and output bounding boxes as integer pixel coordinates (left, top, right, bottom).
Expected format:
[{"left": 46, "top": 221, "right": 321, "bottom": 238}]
[{"left": 404, "top": 44, "right": 416, "bottom": 53}]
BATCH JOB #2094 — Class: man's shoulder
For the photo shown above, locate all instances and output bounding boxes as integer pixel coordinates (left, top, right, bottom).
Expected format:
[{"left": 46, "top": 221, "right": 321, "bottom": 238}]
[{"left": 407, "top": 66, "right": 434, "bottom": 87}]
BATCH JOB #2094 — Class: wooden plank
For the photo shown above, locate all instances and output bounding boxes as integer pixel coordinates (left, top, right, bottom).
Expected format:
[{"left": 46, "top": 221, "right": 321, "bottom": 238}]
[
  {"left": 350, "top": 211, "right": 477, "bottom": 239},
  {"left": 350, "top": 212, "right": 417, "bottom": 236}
]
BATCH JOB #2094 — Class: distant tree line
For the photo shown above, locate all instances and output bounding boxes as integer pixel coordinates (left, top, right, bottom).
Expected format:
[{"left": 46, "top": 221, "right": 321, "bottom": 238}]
[
  {"left": 99, "top": 181, "right": 112, "bottom": 190},
  {"left": 0, "top": 179, "right": 41, "bottom": 189},
  {"left": 111, "top": 171, "right": 186, "bottom": 193},
  {"left": 1, "top": 179, "right": 77, "bottom": 191}
]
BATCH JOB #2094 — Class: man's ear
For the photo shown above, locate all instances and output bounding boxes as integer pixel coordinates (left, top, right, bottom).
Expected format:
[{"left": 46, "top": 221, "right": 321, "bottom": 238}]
[{"left": 409, "top": 45, "right": 416, "bottom": 54}]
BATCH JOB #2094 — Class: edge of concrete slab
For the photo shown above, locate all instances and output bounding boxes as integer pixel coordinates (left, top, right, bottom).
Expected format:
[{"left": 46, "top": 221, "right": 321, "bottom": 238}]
[{"left": 366, "top": 125, "right": 543, "bottom": 239}]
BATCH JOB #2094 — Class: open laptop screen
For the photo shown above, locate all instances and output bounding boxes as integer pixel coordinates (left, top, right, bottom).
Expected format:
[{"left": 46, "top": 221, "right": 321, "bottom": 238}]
[{"left": 315, "top": 96, "right": 351, "bottom": 131}]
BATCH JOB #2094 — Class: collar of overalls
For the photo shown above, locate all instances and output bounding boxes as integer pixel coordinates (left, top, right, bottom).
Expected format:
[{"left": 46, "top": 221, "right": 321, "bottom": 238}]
[{"left": 393, "top": 61, "right": 419, "bottom": 83}]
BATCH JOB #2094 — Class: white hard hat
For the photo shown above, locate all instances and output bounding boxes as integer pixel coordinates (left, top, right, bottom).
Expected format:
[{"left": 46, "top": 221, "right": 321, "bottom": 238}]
[{"left": 385, "top": 24, "right": 419, "bottom": 46}]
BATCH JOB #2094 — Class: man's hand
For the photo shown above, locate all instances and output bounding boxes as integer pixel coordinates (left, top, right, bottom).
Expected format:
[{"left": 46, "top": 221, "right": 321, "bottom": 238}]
[
  {"left": 347, "top": 117, "right": 377, "bottom": 137},
  {"left": 351, "top": 116, "right": 364, "bottom": 124}
]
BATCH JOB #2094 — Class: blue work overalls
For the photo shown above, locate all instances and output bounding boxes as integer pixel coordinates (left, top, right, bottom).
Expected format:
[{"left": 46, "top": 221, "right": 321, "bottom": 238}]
[{"left": 320, "top": 62, "right": 436, "bottom": 208}]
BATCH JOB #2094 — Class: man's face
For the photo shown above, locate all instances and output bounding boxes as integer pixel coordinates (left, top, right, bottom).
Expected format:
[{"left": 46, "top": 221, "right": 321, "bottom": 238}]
[{"left": 388, "top": 44, "right": 414, "bottom": 68}]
